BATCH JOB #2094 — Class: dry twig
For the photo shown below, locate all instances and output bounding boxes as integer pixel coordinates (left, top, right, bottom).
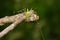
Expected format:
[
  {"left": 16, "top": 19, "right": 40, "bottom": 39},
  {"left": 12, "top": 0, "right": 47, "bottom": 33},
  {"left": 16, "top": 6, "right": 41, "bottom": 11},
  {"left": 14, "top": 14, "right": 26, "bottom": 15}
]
[{"left": 0, "top": 9, "right": 39, "bottom": 38}]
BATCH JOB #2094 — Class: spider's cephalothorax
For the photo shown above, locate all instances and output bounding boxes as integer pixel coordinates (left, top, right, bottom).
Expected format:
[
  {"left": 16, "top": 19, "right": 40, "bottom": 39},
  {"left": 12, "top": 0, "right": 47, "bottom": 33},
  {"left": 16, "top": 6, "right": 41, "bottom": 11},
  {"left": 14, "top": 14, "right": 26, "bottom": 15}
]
[{"left": 25, "top": 9, "right": 39, "bottom": 22}]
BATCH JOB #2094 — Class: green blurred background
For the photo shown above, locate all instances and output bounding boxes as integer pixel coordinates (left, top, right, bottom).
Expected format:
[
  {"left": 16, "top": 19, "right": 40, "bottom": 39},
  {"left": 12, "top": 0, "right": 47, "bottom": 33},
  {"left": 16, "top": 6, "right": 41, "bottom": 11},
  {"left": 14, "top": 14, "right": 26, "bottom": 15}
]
[{"left": 0, "top": 0, "right": 60, "bottom": 40}]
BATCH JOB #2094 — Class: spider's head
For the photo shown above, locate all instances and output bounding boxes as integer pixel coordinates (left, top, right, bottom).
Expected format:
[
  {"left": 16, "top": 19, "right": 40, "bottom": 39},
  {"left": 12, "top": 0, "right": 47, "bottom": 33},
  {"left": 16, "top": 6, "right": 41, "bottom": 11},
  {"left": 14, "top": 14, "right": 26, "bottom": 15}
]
[{"left": 25, "top": 9, "right": 39, "bottom": 22}]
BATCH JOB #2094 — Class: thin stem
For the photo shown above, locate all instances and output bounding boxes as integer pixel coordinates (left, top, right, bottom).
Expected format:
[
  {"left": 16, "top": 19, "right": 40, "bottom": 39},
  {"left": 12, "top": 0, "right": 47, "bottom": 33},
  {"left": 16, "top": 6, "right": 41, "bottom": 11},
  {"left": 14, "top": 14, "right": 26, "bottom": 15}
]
[
  {"left": 0, "top": 16, "right": 25, "bottom": 38},
  {"left": 41, "top": 30, "right": 46, "bottom": 40}
]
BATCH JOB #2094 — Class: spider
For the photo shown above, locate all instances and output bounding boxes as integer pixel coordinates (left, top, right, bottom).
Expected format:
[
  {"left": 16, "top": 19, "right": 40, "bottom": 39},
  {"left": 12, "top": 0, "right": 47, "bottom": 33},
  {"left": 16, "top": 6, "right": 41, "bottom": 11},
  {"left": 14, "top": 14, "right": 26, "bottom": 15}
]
[{"left": 0, "top": 9, "right": 39, "bottom": 38}]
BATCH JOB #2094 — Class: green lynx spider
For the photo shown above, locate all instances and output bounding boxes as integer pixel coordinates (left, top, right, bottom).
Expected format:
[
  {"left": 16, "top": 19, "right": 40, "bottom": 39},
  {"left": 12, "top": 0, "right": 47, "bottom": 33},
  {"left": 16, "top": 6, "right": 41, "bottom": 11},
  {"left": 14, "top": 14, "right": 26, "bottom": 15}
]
[{"left": 0, "top": 9, "right": 39, "bottom": 38}]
